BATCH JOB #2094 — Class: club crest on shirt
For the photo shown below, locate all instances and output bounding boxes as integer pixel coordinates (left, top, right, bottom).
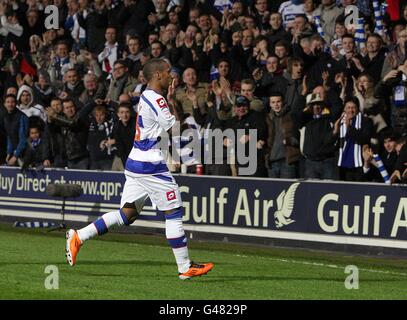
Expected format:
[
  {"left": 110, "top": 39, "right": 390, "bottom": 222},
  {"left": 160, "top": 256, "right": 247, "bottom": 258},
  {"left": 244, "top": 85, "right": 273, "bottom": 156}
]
[
  {"left": 156, "top": 97, "right": 168, "bottom": 109},
  {"left": 166, "top": 190, "right": 177, "bottom": 201}
]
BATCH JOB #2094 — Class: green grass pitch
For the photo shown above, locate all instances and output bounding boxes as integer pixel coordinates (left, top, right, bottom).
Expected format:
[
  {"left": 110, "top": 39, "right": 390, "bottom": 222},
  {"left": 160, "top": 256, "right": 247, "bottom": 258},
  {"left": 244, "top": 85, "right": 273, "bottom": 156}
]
[{"left": 0, "top": 222, "right": 406, "bottom": 300}]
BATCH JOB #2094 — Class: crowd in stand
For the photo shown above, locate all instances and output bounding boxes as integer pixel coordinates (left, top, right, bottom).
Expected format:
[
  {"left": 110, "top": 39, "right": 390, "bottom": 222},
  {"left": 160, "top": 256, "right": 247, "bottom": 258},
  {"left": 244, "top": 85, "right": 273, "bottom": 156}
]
[{"left": 0, "top": 0, "right": 407, "bottom": 184}]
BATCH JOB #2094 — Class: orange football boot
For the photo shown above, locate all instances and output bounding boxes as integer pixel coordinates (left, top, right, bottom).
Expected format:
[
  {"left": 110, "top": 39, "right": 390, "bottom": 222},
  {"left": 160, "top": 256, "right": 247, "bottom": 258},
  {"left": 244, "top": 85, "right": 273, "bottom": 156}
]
[
  {"left": 178, "top": 262, "right": 214, "bottom": 280},
  {"left": 66, "top": 229, "right": 82, "bottom": 266}
]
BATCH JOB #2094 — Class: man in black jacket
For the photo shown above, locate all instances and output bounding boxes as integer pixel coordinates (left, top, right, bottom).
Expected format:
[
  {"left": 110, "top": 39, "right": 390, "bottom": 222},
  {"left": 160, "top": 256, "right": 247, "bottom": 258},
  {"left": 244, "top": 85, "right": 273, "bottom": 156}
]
[
  {"left": 0, "top": 103, "right": 6, "bottom": 164},
  {"left": 112, "top": 102, "right": 136, "bottom": 171},
  {"left": 294, "top": 92, "right": 337, "bottom": 180},
  {"left": 87, "top": 105, "right": 115, "bottom": 170},
  {"left": 22, "top": 126, "right": 51, "bottom": 170},
  {"left": 390, "top": 137, "right": 407, "bottom": 184},
  {"left": 225, "top": 95, "right": 267, "bottom": 177},
  {"left": 46, "top": 98, "right": 93, "bottom": 169},
  {"left": 3, "top": 94, "right": 29, "bottom": 167}
]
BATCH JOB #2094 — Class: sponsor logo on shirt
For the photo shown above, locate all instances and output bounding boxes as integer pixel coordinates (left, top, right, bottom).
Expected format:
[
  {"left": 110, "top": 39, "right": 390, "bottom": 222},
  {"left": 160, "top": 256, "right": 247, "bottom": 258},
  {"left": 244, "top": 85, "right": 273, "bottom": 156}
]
[
  {"left": 166, "top": 190, "right": 177, "bottom": 201},
  {"left": 156, "top": 97, "right": 168, "bottom": 109}
]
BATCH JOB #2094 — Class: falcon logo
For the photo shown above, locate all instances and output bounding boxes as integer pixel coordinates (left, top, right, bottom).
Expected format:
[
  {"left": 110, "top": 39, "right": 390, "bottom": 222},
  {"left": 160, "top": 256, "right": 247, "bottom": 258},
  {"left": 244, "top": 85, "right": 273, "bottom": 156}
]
[
  {"left": 156, "top": 97, "right": 168, "bottom": 109},
  {"left": 274, "top": 182, "right": 300, "bottom": 228},
  {"left": 166, "top": 190, "right": 176, "bottom": 201}
]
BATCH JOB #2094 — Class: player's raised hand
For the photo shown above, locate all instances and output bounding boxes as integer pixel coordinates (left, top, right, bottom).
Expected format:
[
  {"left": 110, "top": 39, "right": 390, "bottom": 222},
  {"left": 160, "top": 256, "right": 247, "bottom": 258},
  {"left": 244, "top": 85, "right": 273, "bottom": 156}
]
[{"left": 167, "top": 79, "right": 175, "bottom": 101}]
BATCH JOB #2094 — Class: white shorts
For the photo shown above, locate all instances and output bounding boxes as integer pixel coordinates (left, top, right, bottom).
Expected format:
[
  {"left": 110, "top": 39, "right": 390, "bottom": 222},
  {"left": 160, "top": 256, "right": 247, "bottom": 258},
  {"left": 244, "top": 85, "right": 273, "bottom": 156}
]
[{"left": 120, "top": 170, "right": 183, "bottom": 211}]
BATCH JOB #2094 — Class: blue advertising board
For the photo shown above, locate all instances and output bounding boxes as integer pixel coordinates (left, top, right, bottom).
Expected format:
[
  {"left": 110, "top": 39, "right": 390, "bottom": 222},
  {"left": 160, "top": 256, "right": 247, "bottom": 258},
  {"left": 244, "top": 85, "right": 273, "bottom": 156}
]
[{"left": 0, "top": 167, "right": 406, "bottom": 249}]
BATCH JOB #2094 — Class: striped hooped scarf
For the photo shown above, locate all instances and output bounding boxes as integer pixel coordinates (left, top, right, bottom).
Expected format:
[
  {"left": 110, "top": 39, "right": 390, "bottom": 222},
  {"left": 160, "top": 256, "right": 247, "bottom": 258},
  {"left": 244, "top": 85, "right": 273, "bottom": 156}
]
[{"left": 338, "top": 112, "right": 363, "bottom": 168}]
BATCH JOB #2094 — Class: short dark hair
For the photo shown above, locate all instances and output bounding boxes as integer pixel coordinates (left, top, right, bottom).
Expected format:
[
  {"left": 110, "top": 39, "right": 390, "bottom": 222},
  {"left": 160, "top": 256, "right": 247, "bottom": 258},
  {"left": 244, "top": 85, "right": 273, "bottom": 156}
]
[
  {"left": 62, "top": 98, "right": 76, "bottom": 107},
  {"left": 269, "top": 92, "right": 283, "bottom": 99},
  {"left": 4, "top": 94, "right": 17, "bottom": 101},
  {"left": 118, "top": 102, "right": 132, "bottom": 110},
  {"left": 114, "top": 59, "right": 127, "bottom": 68},
  {"left": 143, "top": 58, "right": 169, "bottom": 82},
  {"left": 367, "top": 33, "right": 383, "bottom": 44},
  {"left": 342, "top": 33, "right": 355, "bottom": 41},
  {"left": 344, "top": 96, "right": 360, "bottom": 109}
]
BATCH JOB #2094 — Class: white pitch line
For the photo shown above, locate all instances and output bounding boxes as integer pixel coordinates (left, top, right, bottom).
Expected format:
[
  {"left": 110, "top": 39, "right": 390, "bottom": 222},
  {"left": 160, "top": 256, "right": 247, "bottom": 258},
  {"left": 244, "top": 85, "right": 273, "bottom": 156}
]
[{"left": 234, "top": 254, "right": 407, "bottom": 277}]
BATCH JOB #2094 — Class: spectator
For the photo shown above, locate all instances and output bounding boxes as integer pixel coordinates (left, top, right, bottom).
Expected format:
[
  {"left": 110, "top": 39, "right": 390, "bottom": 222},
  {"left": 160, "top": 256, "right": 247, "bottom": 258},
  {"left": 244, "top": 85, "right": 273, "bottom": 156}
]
[
  {"left": 381, "top": 27, "right": 407, "bottom": 78},
  {"left": 174, "top": 67, "right": 209, "bottom": 117},
  {"left": 0, "top": 99, "right": 7, "bottom": 164},
  {"left": 390, "top": 137, "right": 407, "bottom": 184},
  {"left": 22, "top": 125, "right": 51, "bottom": 170},
  {"left": 333, "top": 97, "right": 374, "bottom": 181},
  {"left": 225, "top": 95, "right": 267, "bottom": 177},
  {"left": 105, "top": 60, "right": 137, "bottom": 105},
  {"left": 79, "top": 73, "right": 106, "bottom": 106},
  {"left": 267, "top": 12, "right": 292, "bottom": 48},
  {"left": 47, "top": 40, "right": 74, "bottom": 85},
  {"left": 0, "top": 4, "right": 25, "bottom": 52},
  {"left": 266, "top": 92, "right": 300, "bottom": 178},
  {"left": 46, "top": 98, "right": 91, "bottom": 169},
  {"left": 45, "top": 97, "right": 67, "bottom": 168},
  {"left": 62, "top": 68, "right": 85, "bottom": 102},
  {"left": 98, "top": 26, "right": 122, "bottom": 78},
  {"left": 117, "top": 0, "right": 156, "bottom": 43},
  {"left": 124, "top": 36, "right": 143, "bottom": 76},
  {"left": 284, "top": 57, "right": 304, "bottom": 111},
  {"left": 376, "top": 59, "right": 407, "bottom": 136},
  {"left": 253, "top": 55, "right": 288, "bottom": 100},
  {"left": 192, "top": 90, "right": 231, "bottom": 176},
  {"left": 313, "top": 0, "right": 344, "bottom": 44},
  {"left": 360, "top": 34, "right": 387, "bottom": 85},
  {"left": 16, "top": 84, "right": 47, "bottom": 124},
  {"left": 3, "top": 94, "right": 29, "bottom": 167},
  {"left": 363, "top": 128, "right": 398, "bottom": 182},
  {"left": 76, "top": 0, "right": 108, "bottom": 54},
  {"left": 354, "top": 73, "right": 387, "bottom": 133},
  {"left": 112, "top": 102, "right": 136, "bottom": 171},
  {"left": 278, "top": 0, "right": 305, "bottom": 31},
  {"left": 239, "top": 78, "right": 264, "bottom": 113},
  {"left": 32, "top": 69, "right": 57, "bottom": 108},
  {"left": 87, "top": 105, "right": 115, "bottom": 170},
  {"left": 294, "top": 92, "right": 337, "bottom": 180}
]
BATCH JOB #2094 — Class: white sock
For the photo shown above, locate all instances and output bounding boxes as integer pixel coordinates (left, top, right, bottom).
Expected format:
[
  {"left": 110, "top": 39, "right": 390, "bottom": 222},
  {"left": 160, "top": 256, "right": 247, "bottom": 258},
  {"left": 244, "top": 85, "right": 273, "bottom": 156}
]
[
  {"left": 77, "top": 210, "right": 129, "bottom": 243},
  {"left": 165, "top": 209, "right": 190, "bottom": 273}
]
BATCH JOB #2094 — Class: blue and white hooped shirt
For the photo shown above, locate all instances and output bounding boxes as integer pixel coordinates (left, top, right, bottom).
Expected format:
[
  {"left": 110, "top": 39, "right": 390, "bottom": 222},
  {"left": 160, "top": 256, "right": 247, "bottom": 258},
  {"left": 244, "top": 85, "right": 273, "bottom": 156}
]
[{"left": 125, "top": 89, "right": 176, "bottom": 175}]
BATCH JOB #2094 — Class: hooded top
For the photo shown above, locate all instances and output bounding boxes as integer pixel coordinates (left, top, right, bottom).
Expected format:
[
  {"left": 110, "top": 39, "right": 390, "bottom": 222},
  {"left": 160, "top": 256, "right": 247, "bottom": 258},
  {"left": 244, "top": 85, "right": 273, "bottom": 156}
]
[{"left": 17, "top": 85, "right": 47, "bottom": 122}]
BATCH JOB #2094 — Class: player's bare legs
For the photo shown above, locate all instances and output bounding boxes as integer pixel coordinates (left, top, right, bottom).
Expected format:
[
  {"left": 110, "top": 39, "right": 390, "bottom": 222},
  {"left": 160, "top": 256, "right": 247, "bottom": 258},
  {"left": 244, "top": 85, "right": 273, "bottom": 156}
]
[{"left": 66, "top": 203, "right": 140, "bottom": 266}]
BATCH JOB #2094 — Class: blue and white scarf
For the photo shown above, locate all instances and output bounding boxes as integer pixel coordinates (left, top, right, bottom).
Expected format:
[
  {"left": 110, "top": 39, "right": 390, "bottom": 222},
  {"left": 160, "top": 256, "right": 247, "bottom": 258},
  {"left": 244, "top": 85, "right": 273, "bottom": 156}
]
[{"left": 338, "top": 112, "right": 363, "bottom": 168}]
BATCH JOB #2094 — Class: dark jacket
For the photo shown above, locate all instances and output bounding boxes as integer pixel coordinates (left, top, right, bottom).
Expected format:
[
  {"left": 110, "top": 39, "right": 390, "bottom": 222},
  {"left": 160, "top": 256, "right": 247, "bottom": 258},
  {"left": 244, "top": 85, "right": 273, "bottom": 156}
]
[
  {"left": 225, "top": 110, "right": 268, "bottom": 177},
  {"left": 266, "top": 106, "right": 300, "bottom": 165},
  {"left": 360, "top": 49, "right": 386, "bottom": 85},
  {"left": 395, "top": 144, "right": 407, "bottom": 176},
  {"left": 3, "top": 108, "right": 29, "bottom": 158},
  {"left": 22, "top": 136, "right": 51, "bottom": 169},
  {"left": 294, "top": 106, "right": 337, "bottom": 161},
  {"left": 50, "top": 102, "right": 94, "bottom": 161},
  {"left": 193, "top": 104, "right": 227, "bottom": 163},
  {"left": 77, "top": 8, "right": 108, "bottom": 54},
  {"left": 375, "top": 75, "right": 407, "bottom": 136},
  {"left": 113, "top": 117, "right": 136, "bottom": 165},
  {"left": 87, "top": 118, "right": 115, "bottom": 162},
  {"left": 117, "top": 0, "right": 156, "bottom": 44},
  {"left": 0, "top": 106, "right": 7, "bottom": 162}
]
